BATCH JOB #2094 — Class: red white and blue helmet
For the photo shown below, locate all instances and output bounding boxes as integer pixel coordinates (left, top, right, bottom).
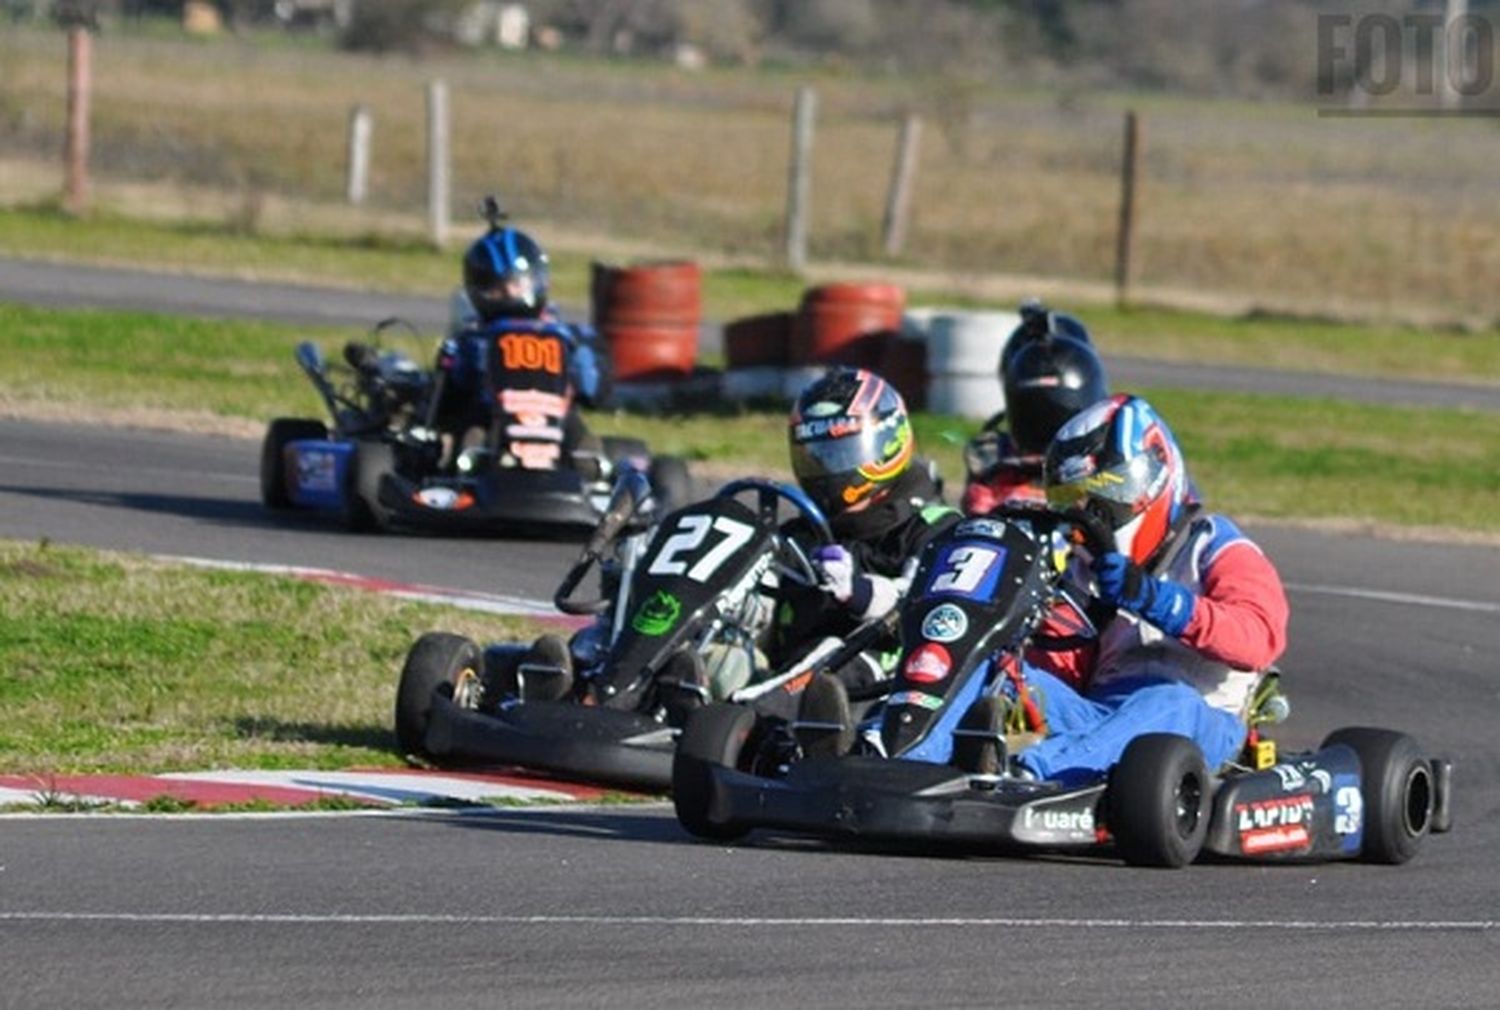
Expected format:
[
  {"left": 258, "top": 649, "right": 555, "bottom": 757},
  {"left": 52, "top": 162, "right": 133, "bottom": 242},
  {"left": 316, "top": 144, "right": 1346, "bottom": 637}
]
[
  {"left": 789, "top": 368, "right": 914, "bottom": 517},
  {"left": 1043, "top": 394, "right": 1192, "bottom": 565}
]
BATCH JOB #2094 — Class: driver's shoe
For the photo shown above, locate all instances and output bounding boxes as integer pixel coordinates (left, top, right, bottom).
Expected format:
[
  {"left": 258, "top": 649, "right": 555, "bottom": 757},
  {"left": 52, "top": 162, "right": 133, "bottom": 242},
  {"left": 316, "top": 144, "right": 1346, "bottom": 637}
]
[
  {"left": 793, "top": 672, "right": 854, "bottom": 759},
  {"left": 952, "top": 694, "right": 1011, "bottom": 776},
  {"left": 517, "top": 634, "right": 574, "bottom": 702},
  {"left": 659, "top": 649, "right": 709, "bottom": 728}
]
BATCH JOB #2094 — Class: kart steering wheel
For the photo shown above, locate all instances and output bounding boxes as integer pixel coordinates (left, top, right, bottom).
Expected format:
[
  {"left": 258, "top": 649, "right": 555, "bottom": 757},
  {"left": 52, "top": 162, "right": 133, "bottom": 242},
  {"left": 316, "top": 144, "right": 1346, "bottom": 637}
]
[
  {"left": 981, "top": 501, "right": 1115, "bottom": 560},
  {"left": 715, "top": 478, "right": 834, "bottom": 588}
]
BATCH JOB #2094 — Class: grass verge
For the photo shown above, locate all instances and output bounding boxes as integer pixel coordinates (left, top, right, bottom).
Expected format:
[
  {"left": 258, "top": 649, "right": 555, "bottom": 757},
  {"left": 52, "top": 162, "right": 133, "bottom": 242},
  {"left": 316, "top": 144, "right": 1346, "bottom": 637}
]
[{"left": 0, "top": 538, "right": 544, "bottom": 775}]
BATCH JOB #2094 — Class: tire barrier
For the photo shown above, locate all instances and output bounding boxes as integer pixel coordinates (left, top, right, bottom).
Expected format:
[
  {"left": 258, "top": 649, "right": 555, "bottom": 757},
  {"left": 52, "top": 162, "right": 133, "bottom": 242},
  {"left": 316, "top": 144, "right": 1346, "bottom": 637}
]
[
  {"left": 789, "top": 282, "right": 905, "bottom": 368},
  {"left": 920, "top": 309, "right": 1020, "bottom": 419},
  {"left": 592, "top": 260, "right": 701, "bottom": 382},
  {"left": 724, "top": 311, "right": 794, "bottom": 369}
]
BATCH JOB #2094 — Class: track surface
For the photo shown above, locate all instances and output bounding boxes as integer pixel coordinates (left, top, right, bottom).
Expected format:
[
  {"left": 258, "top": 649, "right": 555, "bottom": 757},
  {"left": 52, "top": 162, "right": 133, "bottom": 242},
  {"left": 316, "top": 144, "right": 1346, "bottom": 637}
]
[{"left": 2, "top": 417, "right": 1498, "bottom": 1007}]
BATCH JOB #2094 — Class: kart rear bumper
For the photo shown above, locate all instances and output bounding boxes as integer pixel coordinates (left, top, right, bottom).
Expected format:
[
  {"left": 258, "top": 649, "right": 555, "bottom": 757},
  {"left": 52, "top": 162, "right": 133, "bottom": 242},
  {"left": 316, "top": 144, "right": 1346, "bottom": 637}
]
[
  {"left": 423, "top": 695, "right": 675, "bottom": 791},
  {"left": 378, "top": 471, "right": 606, "bottom": 532}
]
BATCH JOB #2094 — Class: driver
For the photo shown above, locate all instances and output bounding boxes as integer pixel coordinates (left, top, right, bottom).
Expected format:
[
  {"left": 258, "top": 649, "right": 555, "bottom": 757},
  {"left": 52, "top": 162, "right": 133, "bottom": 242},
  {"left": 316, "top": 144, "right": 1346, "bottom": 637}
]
[
  {"left": 999, "top": 394, "right": 1290, "bottom": 783},
  {"left": 433, "top": 217, "right": 609, "bottom": 463},
  {"left": 962, "top": 303, "right": 1108, "bottom": 514},
  {"left": 751, "top": 367, "right": 960, "bottom": 746}
]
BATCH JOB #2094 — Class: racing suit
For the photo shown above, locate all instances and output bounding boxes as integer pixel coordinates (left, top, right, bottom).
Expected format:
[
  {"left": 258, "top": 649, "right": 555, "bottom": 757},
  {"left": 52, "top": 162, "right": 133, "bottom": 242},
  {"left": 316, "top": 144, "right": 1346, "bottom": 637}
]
[
  {"left": 756, "top": 467, "right": 960, "bottom": 719},
  {"left": 1013, "top": 513, "right": 1289, "bottom": 784},
  {"left": 961, "top": 426, "right": 1046, "bottom": 515}
]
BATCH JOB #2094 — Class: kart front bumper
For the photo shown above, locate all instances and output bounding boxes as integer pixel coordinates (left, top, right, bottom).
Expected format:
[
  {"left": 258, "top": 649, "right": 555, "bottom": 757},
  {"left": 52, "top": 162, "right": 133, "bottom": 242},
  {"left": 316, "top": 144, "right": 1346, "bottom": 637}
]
[
  {"left": 702, "top": 755, "right": 1109, "bottom": 852},
  {"left": 422, "top": 694, "right": 675, "bottom": 791}
]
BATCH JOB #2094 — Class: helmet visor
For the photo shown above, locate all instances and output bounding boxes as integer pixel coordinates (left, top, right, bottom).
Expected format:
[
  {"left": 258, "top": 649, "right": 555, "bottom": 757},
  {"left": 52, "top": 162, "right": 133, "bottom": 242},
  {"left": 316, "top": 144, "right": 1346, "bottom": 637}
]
[{"left": 1045, "top": 450, "right": 1166, "bottom": 527}]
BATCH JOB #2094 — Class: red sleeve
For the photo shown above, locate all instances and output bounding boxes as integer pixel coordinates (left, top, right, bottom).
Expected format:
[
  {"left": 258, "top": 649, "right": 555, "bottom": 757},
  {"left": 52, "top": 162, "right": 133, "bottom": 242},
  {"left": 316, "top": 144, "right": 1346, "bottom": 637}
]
[
  {"left": 961, "top": 471, "right": 1046, "bottom": 516},
  {"left": 1180, "top": 541, "right": 1289, "bottom": 671}
]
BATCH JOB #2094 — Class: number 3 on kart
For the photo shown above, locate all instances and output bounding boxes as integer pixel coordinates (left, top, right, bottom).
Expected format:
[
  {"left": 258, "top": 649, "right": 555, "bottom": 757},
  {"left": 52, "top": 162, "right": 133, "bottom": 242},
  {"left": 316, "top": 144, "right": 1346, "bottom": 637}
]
[{"left": 648, "top": 515, "right": 757, "bottom": 582}]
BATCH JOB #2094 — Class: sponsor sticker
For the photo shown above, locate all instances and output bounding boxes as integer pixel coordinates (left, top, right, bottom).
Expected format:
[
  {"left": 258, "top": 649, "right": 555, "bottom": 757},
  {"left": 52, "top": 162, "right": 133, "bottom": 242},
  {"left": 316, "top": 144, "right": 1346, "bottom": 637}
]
[
  {"left": 295, "top": 450, "right": 338, "bottom": 493},
  {"left": 1236, "top": 793, "right": 1316, "bottom": 855},
  {"left": 415, "top": 486, "right": 466, "bottom": 510},
  {"left": 920, "top": 603, "right": 969, "bottom": 643},
  {"left": 631, "top": 590, "right": 682, "bottom": 637},
  {"left": 903, "top": 643, "right": 952, "bottom": 684},
  {"left": 953, "top": 518, "right": 1009, "bottom": 540},
  {"left": 887, "top": 690, "right": 944, "bottom": 711}
]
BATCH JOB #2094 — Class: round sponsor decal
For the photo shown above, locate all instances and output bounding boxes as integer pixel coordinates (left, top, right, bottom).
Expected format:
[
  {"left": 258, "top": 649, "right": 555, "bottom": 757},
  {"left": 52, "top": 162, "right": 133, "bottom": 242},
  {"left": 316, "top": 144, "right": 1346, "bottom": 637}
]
[
  {"left": 904, "top": 642, "right": 952, "bottom": 684},
  {"left": 921, "top": 603, "right": 969, "bottom": 643},
  {"left": 415, "top": 486, "right": 463, "bottom": 510}
]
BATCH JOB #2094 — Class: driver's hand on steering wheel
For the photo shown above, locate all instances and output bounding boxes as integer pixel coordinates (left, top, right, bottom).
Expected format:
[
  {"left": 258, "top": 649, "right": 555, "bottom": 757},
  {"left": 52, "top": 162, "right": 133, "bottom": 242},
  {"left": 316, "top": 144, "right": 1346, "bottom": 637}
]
[{"left": 812, "top": 545, "right": 857, "bottom": 603}]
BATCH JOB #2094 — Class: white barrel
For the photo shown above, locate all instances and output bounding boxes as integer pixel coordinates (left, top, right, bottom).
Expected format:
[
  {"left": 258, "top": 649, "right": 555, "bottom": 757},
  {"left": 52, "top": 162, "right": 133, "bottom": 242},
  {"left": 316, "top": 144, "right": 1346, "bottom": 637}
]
[{"left": 921, "top": 309, "right": 1019, "bottom": 419}]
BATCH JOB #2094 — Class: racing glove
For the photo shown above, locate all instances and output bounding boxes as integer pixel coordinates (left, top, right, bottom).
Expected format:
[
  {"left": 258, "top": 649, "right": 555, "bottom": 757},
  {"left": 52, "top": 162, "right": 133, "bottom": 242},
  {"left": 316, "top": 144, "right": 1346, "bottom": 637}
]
[
  {"left": 1092, "top": 551, "right": 1197, "bottom": 638},
  {"left": 813, "top": 546, "right": 901, "bottom": 620}
]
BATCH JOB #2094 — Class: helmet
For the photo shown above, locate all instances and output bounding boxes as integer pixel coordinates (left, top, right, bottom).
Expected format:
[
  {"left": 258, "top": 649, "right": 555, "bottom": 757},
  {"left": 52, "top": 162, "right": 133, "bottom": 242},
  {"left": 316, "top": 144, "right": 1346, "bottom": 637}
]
[
  {"left": 789, "top": 368, "right": 914, "bottom": 518},
  {"left": 462, "top": 226, "right": 550, "bottom": 321},
  {"left": 1000, "top": 299, "right": 1092, "bottom": 378},
  {"left": 1003, "top": 332, "right": 1109, "bottom": 456},
  {"left": 1043, "top": 394, "right": 1191, "bottom": 566}
]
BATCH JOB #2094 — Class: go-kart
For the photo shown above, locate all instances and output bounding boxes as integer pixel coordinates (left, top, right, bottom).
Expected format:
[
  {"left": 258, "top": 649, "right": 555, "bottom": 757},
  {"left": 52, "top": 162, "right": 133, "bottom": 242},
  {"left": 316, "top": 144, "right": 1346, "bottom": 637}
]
[
  {"left": 260, "top": 317, "right": 690, "bottom": 534},
  {"left": 672, "top": 505, "right": 1454, "bottom": 866},
  {"left": 391, "top": 473, "right": 881, "bottom": 791}
]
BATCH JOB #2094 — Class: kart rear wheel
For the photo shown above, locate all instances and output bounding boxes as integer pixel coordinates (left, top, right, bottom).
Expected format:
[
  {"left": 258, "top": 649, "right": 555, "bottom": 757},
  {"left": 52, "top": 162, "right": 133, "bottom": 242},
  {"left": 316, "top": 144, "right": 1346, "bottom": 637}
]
[
  {"left": 395, "top": 632, "right": 483, "bottom": 761},
  {"left": 648, "top": 455, "right": 692, "bottom": 514},
  {"left": 1322, "top": 727, "right": 1433, "bottom": 865},
  {"left": 1108, "top": 733, "right": 1210, "bottom": 868},
  {"left": 343, "top": 439, "right": 394, "bottom": 533},
  {"left": 673, "top": 702, "right": 756, "bottom": 842},
  {"left": 260, "top": 418, "right": 327, "bottom": 509}
]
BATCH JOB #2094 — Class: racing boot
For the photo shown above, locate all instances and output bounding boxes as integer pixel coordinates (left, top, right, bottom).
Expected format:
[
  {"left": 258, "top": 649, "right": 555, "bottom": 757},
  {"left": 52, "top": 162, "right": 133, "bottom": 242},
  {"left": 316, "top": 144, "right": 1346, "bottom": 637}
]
[
  {"left": 659, "top": 648, "right": 710, "bottom": 728},
  {"left": 516, "top": 634, "right": 574, "bottom": 702},
  {"left": 793, "top": 671, "right": 854, "bottom": 759},
  {"left": 952, "top": 694, "right": 1011, "bottom": 776}
]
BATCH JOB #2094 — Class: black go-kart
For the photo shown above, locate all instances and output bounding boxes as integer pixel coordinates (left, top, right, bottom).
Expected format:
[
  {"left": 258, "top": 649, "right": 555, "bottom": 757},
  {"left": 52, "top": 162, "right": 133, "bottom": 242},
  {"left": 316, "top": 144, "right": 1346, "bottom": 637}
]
[
  {"left": 672, "top": 505, "right": 1454, "bottom": 867},
  {"left": 260, "top": 317, "right": 690, "bottom": 535},
  {"left": 392, "top": 473, "right": 882, "bottom": 791}
]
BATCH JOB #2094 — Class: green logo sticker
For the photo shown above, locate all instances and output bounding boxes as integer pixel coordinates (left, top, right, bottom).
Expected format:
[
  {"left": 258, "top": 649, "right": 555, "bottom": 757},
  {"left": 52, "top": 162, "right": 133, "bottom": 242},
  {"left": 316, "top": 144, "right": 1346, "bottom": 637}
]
[{"left": 631, "top": 590, "right": 682, "bottom": 636}]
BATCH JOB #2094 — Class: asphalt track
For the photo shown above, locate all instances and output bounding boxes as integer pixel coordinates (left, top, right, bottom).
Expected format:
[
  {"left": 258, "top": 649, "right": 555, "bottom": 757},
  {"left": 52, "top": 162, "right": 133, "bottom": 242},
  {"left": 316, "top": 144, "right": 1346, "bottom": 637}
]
[
  {"left": 2, "top": 263, "right": 1499, "bottom": 1005},
  {"left": 2, "top": 416, "right": 1499, "bottom": 1007}
]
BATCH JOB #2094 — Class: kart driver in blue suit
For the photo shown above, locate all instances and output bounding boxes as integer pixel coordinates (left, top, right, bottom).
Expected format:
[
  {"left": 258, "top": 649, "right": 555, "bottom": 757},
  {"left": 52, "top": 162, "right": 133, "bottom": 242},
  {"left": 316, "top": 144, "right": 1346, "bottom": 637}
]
[
  {"left": 434, "top": 213, "right": 608, "bottom": 462},
  {"left": 1009, "top": 394, "right": 1290, "bottom": 784}
]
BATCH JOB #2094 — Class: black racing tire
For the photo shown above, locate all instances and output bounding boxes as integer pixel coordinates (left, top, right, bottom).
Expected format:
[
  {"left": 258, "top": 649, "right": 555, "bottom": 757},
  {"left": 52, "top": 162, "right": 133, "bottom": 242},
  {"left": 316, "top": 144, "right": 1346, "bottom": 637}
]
[
  {"left": 601, "top": 435, "right": 650, "bottom": 464},
  {"left": 1322, "top": 727, "right": 1434, "bottom": 865},
  {"left": 672, "top": 702, "right": 756, "bottom": 842},
  {"left": 648, "top": 455, "right": 693, "bottom": 514},
  {"left": 1108, "top": 733, "right": 1211, "bottom": 868},
  {"left": 395, "top": 632, "right": 483, "bottom": 760},
  {"left": 343, "top": 439, "right": 395, "bottom": 533},
  {"left": 260, "top": 418, "right": 327, "bottom": 509}
]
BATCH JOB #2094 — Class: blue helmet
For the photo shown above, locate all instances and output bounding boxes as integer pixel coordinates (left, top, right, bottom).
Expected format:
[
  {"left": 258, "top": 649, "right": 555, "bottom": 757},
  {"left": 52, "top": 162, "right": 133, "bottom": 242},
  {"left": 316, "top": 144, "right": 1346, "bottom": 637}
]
[{"left": 463, "top": 226, "right": 550, "bottom": 321}]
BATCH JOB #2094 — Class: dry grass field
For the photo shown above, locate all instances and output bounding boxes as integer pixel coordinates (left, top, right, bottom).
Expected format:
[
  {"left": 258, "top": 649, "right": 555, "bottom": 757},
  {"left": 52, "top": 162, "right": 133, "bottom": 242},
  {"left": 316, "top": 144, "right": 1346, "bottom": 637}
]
[{"left": 4, "top": 25, "right": 1500, "bottom": 325}]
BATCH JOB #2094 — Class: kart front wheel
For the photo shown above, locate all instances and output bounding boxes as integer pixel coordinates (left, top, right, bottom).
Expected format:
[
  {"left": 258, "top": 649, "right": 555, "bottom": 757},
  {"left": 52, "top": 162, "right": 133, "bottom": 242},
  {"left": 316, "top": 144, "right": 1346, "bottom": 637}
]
[
  {"left": 673, "top": 703, "right": 756, "bottom": 842},
  {"left": 1108, "top": 733, "right": 1210, "bottom": 868},
  {"left": 260, "top": 418, "right": 327, "bottom": 509},
  {"left": 395, "top": 632, "right": 483, "bottom": 761},
  {"left": 1322, "top": 727, "right": 1434, "bottom": 865}
]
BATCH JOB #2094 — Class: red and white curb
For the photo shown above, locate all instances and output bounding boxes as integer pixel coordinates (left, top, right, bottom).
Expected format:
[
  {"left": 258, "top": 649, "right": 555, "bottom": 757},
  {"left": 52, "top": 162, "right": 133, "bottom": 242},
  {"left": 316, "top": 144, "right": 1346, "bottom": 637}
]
[
  {"left": 163, "top": 554, "right": 589, "bottom": 624},
  {"left": 0, "top": 767, "right": 637, "bottom": 811}
]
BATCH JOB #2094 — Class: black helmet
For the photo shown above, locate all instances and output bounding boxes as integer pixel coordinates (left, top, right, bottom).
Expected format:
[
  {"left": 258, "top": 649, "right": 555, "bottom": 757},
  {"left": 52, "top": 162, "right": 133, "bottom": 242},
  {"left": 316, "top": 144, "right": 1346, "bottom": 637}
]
[
  {"left": 789, "top": 368, "right": 914, "bottom": 518},
  {"left": 1003, "top": 332, "right": 1109, "bottom": 456},
  {"left": 999, "top": 299, "right": 1093, "bottom": 378},
  {"left": 462, "top": 226, "right": 550, "bottom": 321}
]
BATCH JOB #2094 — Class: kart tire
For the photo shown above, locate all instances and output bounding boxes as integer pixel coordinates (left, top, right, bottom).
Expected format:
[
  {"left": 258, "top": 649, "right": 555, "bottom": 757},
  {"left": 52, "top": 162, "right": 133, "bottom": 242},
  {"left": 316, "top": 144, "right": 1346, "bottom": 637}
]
[
  {"left": 601, "top": 436, "right": 650, "bottom": 464},
  {"left": 395, "top": 632, "right": 484, "bottom": 761},
  {"left": 260, "top": 418, "right": 327, "bottom": 509},
  {"left": 1108, "top": 733, "right": 1210, "bottom": 869},
  {"left": 673, "top": 702, "right": 756, "bottom": 842},
  {"left": 343, "top": 439, "right": 394, "bottom": 533},
  {"left": 648, "top": 455, "right": 692, "bottom": 514},
  {"left": 1322, "top": 727, "right": 1434, "bottom": 865}
]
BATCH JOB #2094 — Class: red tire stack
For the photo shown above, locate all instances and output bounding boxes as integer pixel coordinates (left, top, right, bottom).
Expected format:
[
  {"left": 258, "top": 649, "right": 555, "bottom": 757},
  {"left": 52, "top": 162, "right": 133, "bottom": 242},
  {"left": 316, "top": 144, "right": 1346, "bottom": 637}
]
[
  {"left": 592, "top": 261, "right": 701, "bottom": 382},
  {"left": 790, "top": 283, "right": 905, "bottom": 369}
]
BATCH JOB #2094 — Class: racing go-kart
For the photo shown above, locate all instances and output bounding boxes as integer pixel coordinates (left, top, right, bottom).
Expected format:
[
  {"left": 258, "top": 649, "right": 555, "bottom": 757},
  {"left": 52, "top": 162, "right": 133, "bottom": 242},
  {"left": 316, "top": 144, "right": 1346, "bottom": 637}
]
[
  {"left": 260, "top": 317, "right": 690, "bottom": 534},
  {"left": 392, "top": 473, "right": 879, "bottom": 790},
  {"left": 672, "top": 505, "right": 1454, "bottom": 867}
]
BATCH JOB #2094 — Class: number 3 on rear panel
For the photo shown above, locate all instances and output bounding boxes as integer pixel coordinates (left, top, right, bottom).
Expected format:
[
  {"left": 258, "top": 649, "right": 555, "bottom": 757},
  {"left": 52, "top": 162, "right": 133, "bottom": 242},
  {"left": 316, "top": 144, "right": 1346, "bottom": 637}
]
[{"left": 648, "top": 515, "right": 756, "bottom": 582}]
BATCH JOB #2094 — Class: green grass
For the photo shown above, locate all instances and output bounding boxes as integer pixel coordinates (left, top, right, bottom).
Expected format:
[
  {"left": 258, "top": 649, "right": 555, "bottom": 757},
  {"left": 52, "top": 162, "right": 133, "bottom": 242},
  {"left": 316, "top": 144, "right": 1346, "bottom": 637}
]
[
  {"left": 4, "top": 213, "right": 1499, "bottom": 387},
  {"left": 0, "top": 539, "right": 543, "bottom": 774}
]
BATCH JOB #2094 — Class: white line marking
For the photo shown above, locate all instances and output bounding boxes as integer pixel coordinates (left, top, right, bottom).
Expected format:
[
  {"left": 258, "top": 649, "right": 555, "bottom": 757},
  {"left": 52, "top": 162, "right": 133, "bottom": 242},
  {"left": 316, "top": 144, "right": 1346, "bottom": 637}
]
[
  {"left": 0, "top": 912, "right": 1492, "bottom": 932},
  {"left": 1286, "top": 582, "right": 1500, "bottom": 614}
]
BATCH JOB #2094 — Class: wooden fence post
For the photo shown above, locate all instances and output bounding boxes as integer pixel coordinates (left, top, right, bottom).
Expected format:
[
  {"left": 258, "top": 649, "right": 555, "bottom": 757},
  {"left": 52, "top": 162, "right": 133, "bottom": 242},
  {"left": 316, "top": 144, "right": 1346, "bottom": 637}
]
[
  {"left": 63, "top": 24, "right": 92, "bottom": 216},
  {"left": 784, "top": 85, "right": 816, "bottom": 273},
  {"left": 426, "top": 80, "right": 450, "bottom": 248},
  {"left": 881, "top": 113, "right": 922, "bottom": 258},
  {"left": 1114, "top": 110, "right": 1141, "bottom": 308},
  {"left": 346, "top": 104, "right": 372, "bottom": 206}
]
